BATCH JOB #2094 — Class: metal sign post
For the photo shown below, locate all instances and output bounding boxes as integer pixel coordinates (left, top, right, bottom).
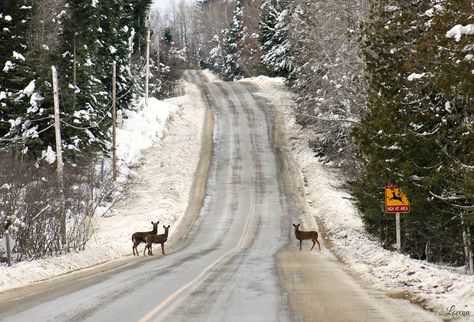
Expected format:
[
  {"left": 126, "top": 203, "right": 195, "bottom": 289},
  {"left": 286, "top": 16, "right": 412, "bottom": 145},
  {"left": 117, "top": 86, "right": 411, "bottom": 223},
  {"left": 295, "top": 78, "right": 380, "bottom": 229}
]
[{"left": 395, "top": 213, "right": 401, "bottom": 251}]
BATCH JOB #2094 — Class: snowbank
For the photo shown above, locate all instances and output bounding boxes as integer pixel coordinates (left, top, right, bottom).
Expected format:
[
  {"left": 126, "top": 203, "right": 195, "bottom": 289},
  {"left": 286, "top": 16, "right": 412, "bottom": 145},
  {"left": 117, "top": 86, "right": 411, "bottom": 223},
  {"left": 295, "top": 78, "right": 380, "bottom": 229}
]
[
  {"left": 115, "top": 97, "right": 176, "bottom": 177},
  {"left": 244, "top": 75, "right": 474, "bottom": 320},
  {"left": 446, "top": 24, "right": 474, "bottom": 42}
]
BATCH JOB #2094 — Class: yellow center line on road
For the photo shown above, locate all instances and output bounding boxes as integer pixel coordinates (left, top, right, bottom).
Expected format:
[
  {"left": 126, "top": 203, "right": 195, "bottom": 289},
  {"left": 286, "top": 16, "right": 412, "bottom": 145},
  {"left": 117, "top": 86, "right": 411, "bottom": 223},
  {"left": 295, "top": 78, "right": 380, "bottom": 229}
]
[{"left": 138, "top": 186, "right": 255, "bottom": 322}]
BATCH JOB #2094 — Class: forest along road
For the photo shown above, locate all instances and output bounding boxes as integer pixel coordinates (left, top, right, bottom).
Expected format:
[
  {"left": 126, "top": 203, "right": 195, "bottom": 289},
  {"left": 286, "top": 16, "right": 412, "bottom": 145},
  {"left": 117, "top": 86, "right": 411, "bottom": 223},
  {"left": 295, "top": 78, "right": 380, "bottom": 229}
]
[{"left": 0, "top": 70, "right": 440, "bottom": 322}]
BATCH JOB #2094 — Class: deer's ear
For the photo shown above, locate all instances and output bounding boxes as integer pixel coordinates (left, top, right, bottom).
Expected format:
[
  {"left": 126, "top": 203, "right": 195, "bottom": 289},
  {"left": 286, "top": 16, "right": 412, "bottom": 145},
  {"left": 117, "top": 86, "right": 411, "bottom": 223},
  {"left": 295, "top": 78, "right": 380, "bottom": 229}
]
[{"left": 292, "top": 223, "right": 296, "bottom": 227}]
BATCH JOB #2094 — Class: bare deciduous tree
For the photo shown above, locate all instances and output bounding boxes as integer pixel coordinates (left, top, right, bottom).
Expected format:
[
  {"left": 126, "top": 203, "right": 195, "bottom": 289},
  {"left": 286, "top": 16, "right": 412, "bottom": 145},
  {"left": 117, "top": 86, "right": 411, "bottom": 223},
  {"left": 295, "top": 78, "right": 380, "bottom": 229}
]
[
  {"left": 289, "top": 0, "right": 369, "bottom": 167},
  {"left": 0, "top": 153, "right": 116, "bottom": 261}
]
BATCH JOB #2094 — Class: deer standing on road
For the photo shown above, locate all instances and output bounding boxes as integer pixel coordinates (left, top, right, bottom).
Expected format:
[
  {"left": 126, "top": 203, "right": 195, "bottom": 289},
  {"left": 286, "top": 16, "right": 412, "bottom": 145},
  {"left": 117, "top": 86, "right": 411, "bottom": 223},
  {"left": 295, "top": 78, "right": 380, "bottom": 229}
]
[
  {"left": 132, "top": 221, "right": 159, "bottom": 256},
  {"left": 145, "top": 225, "right": 170, "bottom": 256},
  {"left": 293, "top": 223, "right": 321, "bottom": 251}
]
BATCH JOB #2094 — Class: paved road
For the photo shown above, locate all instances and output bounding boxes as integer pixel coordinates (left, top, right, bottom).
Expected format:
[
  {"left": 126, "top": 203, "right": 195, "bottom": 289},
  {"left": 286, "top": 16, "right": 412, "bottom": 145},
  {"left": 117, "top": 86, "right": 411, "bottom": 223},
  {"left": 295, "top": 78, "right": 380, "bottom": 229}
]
[{"left": 0, "top": 71, "right": 440, "bottom": 322}]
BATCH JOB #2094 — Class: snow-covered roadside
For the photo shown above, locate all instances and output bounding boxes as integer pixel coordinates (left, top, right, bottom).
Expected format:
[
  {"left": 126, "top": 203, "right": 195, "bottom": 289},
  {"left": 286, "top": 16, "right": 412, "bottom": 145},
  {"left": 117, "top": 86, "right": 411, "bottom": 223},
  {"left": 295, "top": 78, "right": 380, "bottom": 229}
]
[
  {"left": 0, "top": 81, "right": 205, "bottom": 293},
  {"left": 244, "top": 76, "right": 474, "bottom": 320}
]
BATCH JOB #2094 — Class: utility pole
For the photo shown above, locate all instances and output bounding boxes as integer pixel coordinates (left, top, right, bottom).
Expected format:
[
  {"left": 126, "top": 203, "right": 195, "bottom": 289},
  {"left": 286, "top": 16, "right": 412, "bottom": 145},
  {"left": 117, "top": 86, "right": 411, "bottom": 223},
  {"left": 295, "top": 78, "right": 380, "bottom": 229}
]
[
  {"left": 145, "top": 15, "right": 150, "bottom": 107},
  {"left": 73, "top": 38, "right": 77, "bottom": 109},
  {"left": 468, "top": 225, "right": 474, "bottom": 275},
  {"left": 3, "top": 220, "right": 11, "bottom": 266},
  {"left": 112, "top": 61, "right": 117, "bottom": 181},
  {"left": 156, "top": 25, "right": 160, "bottom": 78},
  {"left": 5, "top": 231, "right": 11, "bottom": 267},
  {"left": 52, "top": 66, "right": 66, "bottom": 247}
]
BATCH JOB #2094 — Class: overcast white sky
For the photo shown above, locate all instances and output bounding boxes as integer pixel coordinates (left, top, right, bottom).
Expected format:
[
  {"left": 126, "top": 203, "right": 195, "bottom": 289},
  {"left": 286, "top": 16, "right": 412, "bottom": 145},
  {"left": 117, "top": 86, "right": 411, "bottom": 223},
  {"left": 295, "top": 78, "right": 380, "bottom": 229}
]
[{"left": 152, "top": 0, "right": 196, "bottom": 14}]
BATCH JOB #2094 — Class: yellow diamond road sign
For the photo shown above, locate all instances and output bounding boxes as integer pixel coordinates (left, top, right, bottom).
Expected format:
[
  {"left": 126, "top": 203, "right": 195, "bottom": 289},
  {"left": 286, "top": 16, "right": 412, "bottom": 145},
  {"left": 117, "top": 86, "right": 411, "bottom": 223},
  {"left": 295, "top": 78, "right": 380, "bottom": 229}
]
[{"left": 385, "top": 184, "right": 410, "bottom": 213}]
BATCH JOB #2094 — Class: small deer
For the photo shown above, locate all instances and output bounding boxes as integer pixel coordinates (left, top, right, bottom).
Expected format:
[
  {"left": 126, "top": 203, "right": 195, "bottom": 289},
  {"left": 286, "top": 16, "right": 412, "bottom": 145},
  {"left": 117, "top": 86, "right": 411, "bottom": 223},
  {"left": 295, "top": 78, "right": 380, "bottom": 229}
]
[
  {"left": 293, "top": 223, "right": 321, "bottom": 251},
  {"left": 132, "top": 221, "right": 159, "bottom": 256},
  {"left": 145, "top": 225, "right": 170, "bottom": 256}
]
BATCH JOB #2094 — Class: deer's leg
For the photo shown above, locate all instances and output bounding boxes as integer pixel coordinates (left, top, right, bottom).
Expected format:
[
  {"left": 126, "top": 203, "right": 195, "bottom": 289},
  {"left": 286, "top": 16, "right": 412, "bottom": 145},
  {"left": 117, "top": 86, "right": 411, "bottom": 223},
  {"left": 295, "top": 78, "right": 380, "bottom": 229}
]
[
  {"left": 133, "top": 243, "right": 137, "bottom": 256},
  {"left": 161, "top": 243, "right": 165, "bottom": 255},
  {"left": 310, "top": 240, "right": 315, "bottom": 251},
  {"left": 143, "top": 244, "right": 147, "bottom": 256},
  {"left": 299, "top": 240, "right": 302, "bottom": 251},
  {"left": 316, "top": 238, "right": 321, "bottom": 251}
]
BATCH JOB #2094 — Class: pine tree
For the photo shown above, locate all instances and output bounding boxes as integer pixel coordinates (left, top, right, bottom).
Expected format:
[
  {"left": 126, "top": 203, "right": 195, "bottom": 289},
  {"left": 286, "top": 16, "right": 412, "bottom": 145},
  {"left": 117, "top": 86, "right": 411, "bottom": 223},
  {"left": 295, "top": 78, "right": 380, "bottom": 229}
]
[
  {"left": 130, "top": 0, "right": 153, "bottom": 56},
  {"left": 57, "top": 0, "right": 106, "bottom": 153},
  {"left": 414, "top": 0, "right": 474, "bottom": 267},
  {"left": 96, "top": 0, "right": 135, "bottom": 132},
  {"left": 0, "top": 1, "right": 63, "bottom": 158},
  {"left": 221, "top": 0, "right": 246, "bottom": 80},
  {"left": 207, "top": 35, "right": 225, "bottom": 73},
  {"left": 196, "top": 0, "right": 233, "bottom": 71},
  {"left": 1, "top": 0, "right": 149, "bottom": 160},
  {"left": 353, "top": 0, "right": 449, "bottom": 256},
  {"left": 0, "top": 1, "right": 35, "bottom": 141},
  {"left": 353, "top": 0, "right": 473, "bottom": 264},
  {"left": 259, "top": 0, "right": 293, "bottom": 77}
]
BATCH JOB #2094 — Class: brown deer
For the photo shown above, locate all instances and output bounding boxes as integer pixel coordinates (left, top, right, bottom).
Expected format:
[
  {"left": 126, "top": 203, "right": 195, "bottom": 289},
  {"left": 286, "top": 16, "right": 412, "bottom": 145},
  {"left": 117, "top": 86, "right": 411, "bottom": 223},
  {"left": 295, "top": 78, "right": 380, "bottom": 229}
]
[
  {"left": 145, "top": 225, "right": 170, "bottom": 256},
  {"left": 132, "top": 221, "right": 159, "bottom": 256},
  {"left": 293, "top": 223, "right": 321, "bottom": 251}
]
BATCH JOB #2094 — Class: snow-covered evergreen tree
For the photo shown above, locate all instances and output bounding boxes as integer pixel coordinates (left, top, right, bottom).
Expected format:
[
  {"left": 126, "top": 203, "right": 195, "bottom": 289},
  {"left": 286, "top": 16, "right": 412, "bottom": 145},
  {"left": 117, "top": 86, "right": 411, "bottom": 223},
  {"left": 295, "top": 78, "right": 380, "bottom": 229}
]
[
  {"left": 221, "top": 0, "right": 246, "bottom": 81},
  {"left": 196, "top": 0, "right": 261, "bottom": 79},
  {"left": 259, "top": 0, "right": 293, "bottom": 77},
  {"left": 58, "top": 0, "right": 106, "bottom": 153},
  {"left": 207, "top": 35, "right": 225, "bottom": 72},
  {"left": 196, "top": 0, "right": 233, "bottom": 70},
  {"left": 130, "top": 0, "right": 153, "bottom": 56},
  {"left": 0, "top": 1, "right": 38, "bottom": 148},
  {"left": 0, "top": 0, "right": 149, "bottom": 160}
]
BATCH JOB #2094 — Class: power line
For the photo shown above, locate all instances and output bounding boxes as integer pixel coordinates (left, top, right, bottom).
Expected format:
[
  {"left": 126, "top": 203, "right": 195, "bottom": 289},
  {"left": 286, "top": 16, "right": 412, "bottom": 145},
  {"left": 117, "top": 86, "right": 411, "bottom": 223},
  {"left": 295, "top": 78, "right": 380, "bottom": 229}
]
[
  {"left": 0, "top": 123, "right": 54, "bottom": 142},
  {"left": 60, "top": 119, "right": 102, "bottom": 130}
]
